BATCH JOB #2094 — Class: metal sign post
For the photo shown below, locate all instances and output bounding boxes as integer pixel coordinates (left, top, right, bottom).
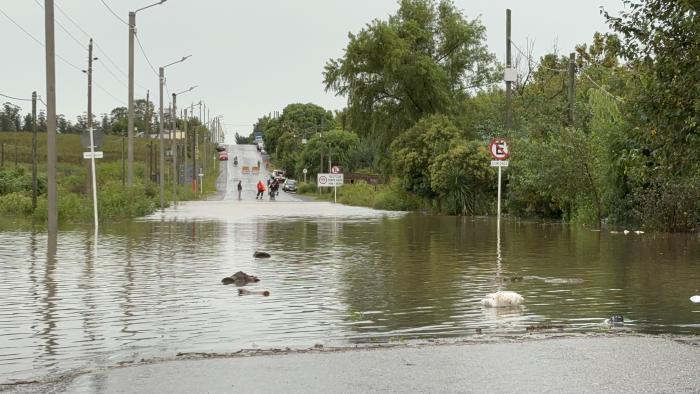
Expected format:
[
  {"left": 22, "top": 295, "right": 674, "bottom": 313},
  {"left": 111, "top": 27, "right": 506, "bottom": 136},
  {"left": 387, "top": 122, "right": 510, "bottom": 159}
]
[
  {"left": 489, "top": 138, "right": 510, "bottom": 232},
  {"left": 317, "top": 173, "right": 344, "bottom": 203}
]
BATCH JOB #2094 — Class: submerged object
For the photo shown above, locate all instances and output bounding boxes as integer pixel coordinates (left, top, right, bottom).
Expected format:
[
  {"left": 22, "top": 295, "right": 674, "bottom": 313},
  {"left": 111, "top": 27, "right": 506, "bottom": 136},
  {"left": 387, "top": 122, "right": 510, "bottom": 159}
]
[
  {"left": 221, "top": 271, "right": 260, "bottom": 285},
  {"left": 605, "top": 315, "right": 625, "bottom": 326},
  {"left": 238, "top": 288, "right": 270, "bottom": 296},
  {"left": 253, "top": 251, "right": 271, "bottom": 258},
  {"left": 481, "top": 291, "right": 524, "bottom": 308},
  {"left": 690, "top": 295, "right": 700, "bottom": 303}
]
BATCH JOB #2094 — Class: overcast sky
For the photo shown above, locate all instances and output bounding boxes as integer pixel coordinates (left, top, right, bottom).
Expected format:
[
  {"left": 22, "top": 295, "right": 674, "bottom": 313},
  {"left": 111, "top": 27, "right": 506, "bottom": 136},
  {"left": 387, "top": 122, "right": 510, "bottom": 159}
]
[{"left": 1, "top": 0, "right": 625, "bottom": 139}]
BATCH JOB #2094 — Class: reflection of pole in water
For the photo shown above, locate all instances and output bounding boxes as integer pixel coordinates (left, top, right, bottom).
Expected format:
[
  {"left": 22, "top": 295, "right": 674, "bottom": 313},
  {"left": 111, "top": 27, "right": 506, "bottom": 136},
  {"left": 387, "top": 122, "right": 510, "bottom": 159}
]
[{"left": 496, "top": 216, "right": 502, "bottom": 291}]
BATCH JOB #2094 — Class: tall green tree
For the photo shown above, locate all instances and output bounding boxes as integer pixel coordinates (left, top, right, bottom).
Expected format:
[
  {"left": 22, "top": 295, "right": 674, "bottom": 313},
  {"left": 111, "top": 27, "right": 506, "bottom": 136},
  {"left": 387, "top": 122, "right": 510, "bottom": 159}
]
[
  {"left": 603, "top": 0, "right": 700, "bottom": 231},
  {"left": 324, "top": 0, "right": 498, "bottom": 151}
]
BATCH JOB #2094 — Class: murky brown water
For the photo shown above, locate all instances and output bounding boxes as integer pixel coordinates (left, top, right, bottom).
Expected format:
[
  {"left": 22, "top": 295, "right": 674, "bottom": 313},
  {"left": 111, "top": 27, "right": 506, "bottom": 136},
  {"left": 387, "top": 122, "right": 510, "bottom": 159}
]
[{"left": 1, "top": 201, "right": 699, "bottom": 383}]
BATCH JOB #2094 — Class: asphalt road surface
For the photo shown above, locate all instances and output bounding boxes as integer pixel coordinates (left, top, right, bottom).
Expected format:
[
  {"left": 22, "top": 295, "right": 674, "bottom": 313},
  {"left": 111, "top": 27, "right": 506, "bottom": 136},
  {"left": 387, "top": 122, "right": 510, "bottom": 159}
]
[
  {"left": 6, "top": 336, "right": 698, "bottom": 393},
  {"left": 222, "top": 144, "right": 301, "bottom": 202}
]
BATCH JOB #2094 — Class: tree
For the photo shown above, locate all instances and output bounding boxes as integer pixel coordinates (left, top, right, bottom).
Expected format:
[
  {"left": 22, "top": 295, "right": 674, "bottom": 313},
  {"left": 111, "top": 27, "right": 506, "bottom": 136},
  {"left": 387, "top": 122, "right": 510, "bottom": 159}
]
[
  {"left": 297, "top": 129, "right": 361, "bottom": 177},
  {"left": 22, "top": 113, "right": 33, "bottom": 131},
  {"left": 1, "top": 103, "right": 21, "bottom": 132},
  {"left": 603, "top": 0, "right": 700, "bottom": 231},
  {"left": 324, "top": 0, "right": 499, "bottom": 152}
]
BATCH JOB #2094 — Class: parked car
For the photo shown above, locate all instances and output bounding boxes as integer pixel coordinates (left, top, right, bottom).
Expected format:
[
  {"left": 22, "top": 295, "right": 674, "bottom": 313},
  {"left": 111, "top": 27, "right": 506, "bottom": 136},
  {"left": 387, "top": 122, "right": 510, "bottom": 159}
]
[
  {"left": 218, "top": 151, "right": 228, "bottom": 161},
  {"left": 272, "top": 169, "right": 286, "bottom": 183},
  {"left": 216, "top": 143, "right": 226, "bottom": 152},
  {"left": 282, "top": 179, "right": 297, "bottom": 193}
]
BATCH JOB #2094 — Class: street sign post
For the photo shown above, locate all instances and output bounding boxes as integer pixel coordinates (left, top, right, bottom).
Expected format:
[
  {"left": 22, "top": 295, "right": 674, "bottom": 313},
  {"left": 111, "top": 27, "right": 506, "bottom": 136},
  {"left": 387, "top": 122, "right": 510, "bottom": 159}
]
[
  {"left": 318, "top": 173, "right": 344, "bottom": 203},
  {"left": 488, "top": 138, "right": 510, "bottom": 234},
  {"left": 303, "top": 168, "right": 308, "bottom": 183},
  {"left": 83, "top": 151, "right": 104, "bottom": 159}
]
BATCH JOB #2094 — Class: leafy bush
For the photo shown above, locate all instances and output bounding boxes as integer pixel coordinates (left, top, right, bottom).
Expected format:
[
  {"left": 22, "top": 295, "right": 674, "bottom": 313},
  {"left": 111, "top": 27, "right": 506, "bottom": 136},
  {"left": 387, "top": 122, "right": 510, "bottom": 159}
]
[
  {"left": 0, "top": 192, "right": 34, "bottom": 216},
  {"left": 338, "top": 181, "right": 376, "bottom": 207},
  {"left": 0, "top": 166, "right": 46, "bottom": 196},
  {"left": 373, "top": 180, "right": 422, "bottom": 211}
]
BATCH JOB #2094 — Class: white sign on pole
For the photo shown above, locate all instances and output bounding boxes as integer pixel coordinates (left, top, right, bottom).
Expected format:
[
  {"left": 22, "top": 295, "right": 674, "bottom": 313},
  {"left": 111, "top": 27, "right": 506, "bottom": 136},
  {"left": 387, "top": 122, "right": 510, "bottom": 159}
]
[
  {"left": 302, "top": 168, "right": 308, "bottom": 174},
  {"left": 83, "top": 151, "right": 104, "bottom": 159},
  {"left": 490, "top": 160, "right": 509, "bottom": 167},
  {"left": 331, "top": 165, "right": 342, "bottom": 174},
  {"left": 317, "top": 173, "right": 343, "bottom": 187}
]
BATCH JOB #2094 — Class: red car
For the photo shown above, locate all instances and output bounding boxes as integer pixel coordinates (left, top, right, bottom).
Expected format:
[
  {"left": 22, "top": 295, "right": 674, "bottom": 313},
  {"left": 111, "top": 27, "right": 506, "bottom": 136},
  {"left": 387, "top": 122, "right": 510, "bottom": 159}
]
[{"left": 219, "top": 151, "right": 228, "bottom": 161}]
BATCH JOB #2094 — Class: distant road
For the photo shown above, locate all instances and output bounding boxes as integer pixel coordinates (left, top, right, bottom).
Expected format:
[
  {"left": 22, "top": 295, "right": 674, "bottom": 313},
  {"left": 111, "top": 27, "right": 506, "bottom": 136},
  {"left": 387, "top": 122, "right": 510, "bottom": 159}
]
[{"left": 222, "top": 144, "right": 301, "bottom": 202}]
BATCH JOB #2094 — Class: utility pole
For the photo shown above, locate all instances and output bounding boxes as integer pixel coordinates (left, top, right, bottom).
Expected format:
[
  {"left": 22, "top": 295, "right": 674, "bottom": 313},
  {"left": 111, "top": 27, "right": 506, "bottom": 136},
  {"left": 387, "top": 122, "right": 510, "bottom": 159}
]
[
  {"left": 45, "top": 0, "right": 58, "bottom": 233},
  {"left": 32, "top": 91, "right": 37, "bottom": 211},
  {"left": 127, "top": 11, "right": 135, "bottom": 187},
  {"left": 505, "top": 9, "right": 512, "bottom": 130},
  {"left": 192, "top": 103, "right": 196, "bottom": 191},
  {"left": 145, "top": 90, "right": 150, "bottom": 137},
  {"left": 87, "top": 38, "right": 99, "bottom": 232},
  {"left": 183, "top": 108, "right": 188, "bottom": 186},
  {"left": 172, "top": 92, "right": 177, "bottom": 206},
  {"left": 158, "top": 66, "right": 165, "bottom": 210},
  {"left": 568, "top": 52, "right": 576, "bottom": 126}
]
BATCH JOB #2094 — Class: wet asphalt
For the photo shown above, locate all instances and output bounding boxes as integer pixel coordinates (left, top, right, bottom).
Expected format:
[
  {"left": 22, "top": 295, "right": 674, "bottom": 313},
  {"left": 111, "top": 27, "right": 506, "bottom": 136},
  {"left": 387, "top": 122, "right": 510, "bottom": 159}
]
[{"left": 5, "top": 336, "right": 699, "bottom": 393}]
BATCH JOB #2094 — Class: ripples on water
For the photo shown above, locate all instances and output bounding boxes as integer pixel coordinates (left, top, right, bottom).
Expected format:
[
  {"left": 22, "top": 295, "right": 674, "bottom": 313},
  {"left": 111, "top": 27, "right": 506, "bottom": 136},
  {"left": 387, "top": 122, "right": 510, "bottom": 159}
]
[{"left": 0, "top": 201, "right": 698, "bottom": 382}]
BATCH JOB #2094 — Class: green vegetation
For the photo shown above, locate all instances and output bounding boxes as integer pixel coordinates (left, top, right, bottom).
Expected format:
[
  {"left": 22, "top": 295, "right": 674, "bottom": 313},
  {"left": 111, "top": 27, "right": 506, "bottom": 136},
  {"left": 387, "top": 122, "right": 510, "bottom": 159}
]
[
  {"left": 0, "top": 132, "right": 219, "bottom": 223},
  {"left": 250, "top": 0, "right": 699, "bottom": 232}
]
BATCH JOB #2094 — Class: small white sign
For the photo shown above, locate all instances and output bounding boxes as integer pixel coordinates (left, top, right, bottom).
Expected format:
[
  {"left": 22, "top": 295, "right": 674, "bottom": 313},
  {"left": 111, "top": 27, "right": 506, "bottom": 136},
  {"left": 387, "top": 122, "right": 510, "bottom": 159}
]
[
  {"left": 317, "top": 173, "right": 344, "bottom": 187},
  {"left": 490, "top": 160, "right": 509, "bottom": 167},
  {"left": 331, "top": 165, "right": 342, "bottom": 174},
  {"left": 302, "top": 168, "right": 308, "bottom": 174},
  {"left": 83, "top": 151, "right": 104, "bottom": 159}
]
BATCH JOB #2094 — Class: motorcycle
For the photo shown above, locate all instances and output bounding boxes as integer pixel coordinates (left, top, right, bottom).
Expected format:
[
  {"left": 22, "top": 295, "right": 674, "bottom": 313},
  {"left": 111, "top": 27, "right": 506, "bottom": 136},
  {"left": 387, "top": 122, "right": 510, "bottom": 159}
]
[{"left": 233, "top": 157, "right": 238, "bottom": 166}]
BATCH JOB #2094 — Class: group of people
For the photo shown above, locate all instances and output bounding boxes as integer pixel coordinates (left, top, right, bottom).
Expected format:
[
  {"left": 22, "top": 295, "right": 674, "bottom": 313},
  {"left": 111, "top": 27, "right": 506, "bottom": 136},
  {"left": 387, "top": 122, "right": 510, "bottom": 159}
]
[{"left": 244, "top": 177, "right": 279, "bottom": 200}]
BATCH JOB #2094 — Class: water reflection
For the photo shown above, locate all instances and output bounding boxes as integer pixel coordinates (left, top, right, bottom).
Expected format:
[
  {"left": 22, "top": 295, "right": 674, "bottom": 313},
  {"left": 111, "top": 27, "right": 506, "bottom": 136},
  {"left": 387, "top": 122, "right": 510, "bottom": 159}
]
[{"left": 0, "top": 203, "right": 698, "bottom": 383}]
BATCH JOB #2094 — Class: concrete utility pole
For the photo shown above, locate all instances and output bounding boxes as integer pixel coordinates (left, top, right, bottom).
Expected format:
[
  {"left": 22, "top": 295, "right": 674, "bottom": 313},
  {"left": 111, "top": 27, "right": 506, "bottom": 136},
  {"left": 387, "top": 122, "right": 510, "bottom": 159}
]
[
  {"left": 505, "top": 9, "right": 512, "bottom": 130},
  {"left": 87, "top": 38, "right": 99, "bottom": 231},
  {"left": 145, "top": 90, "right": 150, "bottom": 137},
  {"left": 45, "top": 0, "right": 58, "bottom": 233},
  {"left": 128, "top": 1, "right": 167, "bottom": 187},
  {"left": 568, "top": 52, "right": 576, "bottom": 126},
  {"left": 32, "top": 91, "right": 37, "bottom": 211},
  {"left": 158, "top": 67, "right": 165, "bottom": 210},
  {"left": 127, "top": 11, "right": 135, "bottom": 187},
  {"left": 172, "top": 94, "right": 177, "bottom": 204}
]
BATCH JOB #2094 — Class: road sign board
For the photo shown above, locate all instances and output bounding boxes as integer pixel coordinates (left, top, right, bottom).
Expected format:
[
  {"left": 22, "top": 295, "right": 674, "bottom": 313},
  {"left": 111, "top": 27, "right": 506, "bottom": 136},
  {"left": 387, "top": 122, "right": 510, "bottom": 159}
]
[
  {"left": 303, "top": 168, "right": 308, "bottom": 174},
  {"left": 331, "top": 165, "right": 342, "bottom": 174},
  {"left": 489, "top": 138, "right": 510, "bottom": 160},
  {"left": 490, "top": 160, "right": 509, "bottom": 167},
  {"left": 317, "top": 173, "right": 344, "bottom": 187},
  {"left": 80, "top": 129, "right": 104, "bottom": 148},
  {"left": 83, "top": 151, "right": 104, "bottom": 159}
]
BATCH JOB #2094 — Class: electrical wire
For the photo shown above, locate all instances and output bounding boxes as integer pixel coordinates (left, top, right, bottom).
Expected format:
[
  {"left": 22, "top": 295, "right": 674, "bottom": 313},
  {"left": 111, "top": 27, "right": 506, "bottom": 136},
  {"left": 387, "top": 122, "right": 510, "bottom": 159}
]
[
  {"left": 135, "top": 33, "right": 160, "bottom": 77},
  {"left": 33, "top": 0, "right": 88, "bottom": 51},
  {"left": 99, "top": 0, "right": 128, "bottom": 26},
  {"left": 582, "top": 72, "right": 625, "bottom": 102},
  {"left": 0, "top": 92, "right": 33, "bottom": 102}
]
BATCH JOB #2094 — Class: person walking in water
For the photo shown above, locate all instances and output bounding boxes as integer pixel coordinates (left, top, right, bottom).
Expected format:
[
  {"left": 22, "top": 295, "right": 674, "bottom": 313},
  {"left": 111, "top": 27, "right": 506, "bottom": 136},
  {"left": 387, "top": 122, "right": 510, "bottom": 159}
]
[
  {"left": 237, "top": 180, "right": 242, "bottom": 200},
  {"left": 256, "top": 180, "right": 265, "bottom": 200}
]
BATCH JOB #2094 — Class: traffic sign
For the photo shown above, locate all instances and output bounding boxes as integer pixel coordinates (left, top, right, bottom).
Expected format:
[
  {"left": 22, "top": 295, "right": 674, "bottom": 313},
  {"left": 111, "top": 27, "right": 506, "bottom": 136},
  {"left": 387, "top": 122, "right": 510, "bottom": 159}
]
[
  {"left": 317, "top": 173, "right": 343, "bottom": 187},
  {"left": 80, "top": 129, "right": 104, "bottom": 148},
  {"left": 331, "top": 165, "right": 342, "bottom": 174},
  {"left": 489, "top": 138, "right": 510, "bottom": 160},
  {"left": 302, "top": 168, "right": 308, "bottom": 174},
  {"left": 83, "top": 151, "right": 104, "bottom": 159},
  {"left": 490, "top": 160, "right": 509, "bottom": 167}
]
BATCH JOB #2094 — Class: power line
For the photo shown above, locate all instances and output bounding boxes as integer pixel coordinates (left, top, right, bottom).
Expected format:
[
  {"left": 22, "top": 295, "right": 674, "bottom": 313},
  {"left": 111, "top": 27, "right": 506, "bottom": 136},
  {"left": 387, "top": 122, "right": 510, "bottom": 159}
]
[
  {"left": 135, "top": 33, "right": 160, "bottom": 77},
  {"left": 581, "top": 72, "right": 625, "bottom": 102},
  {"left": 0, "top": 92, "right": 33, "bottom": 102},
  {"left": 0, "top": 6, "right": 44, "bottom": 47},
  {"left": 33, "top": 0, "right": 87, "bottom": 51},
  {"left": 99, "top": 0, "right": 128, "bottom": 26}
]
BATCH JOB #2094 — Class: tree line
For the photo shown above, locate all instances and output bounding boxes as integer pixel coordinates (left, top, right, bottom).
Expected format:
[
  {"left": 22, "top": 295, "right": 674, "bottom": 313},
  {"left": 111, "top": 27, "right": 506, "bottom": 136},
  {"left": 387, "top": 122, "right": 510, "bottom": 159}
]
[
  {"left": 0, "top": 98, "right": 178, "bottom": 136},
  {"left": 250, "top": 0, "right": 698, "bottom": 232}
]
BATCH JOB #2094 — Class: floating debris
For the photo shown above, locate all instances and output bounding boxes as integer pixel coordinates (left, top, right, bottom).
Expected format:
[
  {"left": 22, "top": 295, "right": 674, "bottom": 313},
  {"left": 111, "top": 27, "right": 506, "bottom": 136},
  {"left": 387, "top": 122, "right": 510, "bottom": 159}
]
[
  {"left": 690, "top": 295, "right": 700, "bottom": 303},
  {"left": 238, "top": 288, "right": 270, "bottom": 296},
  {"left": 253, "top": 251, "right": 271, "bottom": 258},
  {"left": 481, "top": 291, "right": 524, "bottom": 308}
]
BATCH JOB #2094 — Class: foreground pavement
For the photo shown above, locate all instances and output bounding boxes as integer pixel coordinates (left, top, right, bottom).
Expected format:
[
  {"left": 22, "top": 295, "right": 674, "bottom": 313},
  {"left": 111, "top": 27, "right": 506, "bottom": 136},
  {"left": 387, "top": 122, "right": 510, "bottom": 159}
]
[{"left": 6, "top": 335, "right": 698, "bottom": 393}]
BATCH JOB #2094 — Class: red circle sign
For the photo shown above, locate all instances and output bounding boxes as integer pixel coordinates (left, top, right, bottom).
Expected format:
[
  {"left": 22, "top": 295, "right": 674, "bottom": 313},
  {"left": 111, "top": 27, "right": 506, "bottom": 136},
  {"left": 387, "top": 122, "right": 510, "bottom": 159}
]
[{"left": 489, "top": 138, "right": 510, "bottom": 160}]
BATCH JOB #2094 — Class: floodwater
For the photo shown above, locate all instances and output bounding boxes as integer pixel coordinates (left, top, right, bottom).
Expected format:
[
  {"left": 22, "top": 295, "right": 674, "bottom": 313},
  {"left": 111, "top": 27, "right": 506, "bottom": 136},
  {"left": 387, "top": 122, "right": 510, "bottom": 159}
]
[
  {"left": 0, "top": 201, "right": 700, "bottom": 382},
  {"left": 1, "top": 200, "right": 699, "bottom": 384}
]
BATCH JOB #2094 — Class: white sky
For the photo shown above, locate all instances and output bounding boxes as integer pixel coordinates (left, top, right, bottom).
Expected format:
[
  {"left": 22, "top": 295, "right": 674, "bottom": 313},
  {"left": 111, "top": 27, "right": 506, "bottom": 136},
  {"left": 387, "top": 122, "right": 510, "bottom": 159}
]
[{"left": 1, "top": 0, "right": 625, "bottom": 139}]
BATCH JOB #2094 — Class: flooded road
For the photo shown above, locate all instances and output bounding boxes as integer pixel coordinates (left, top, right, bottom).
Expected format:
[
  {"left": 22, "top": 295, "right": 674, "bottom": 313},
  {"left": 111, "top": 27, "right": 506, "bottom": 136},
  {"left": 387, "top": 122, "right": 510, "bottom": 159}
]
[{"left": 0, "top": 148, "right": 698, "bottom": 383}]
